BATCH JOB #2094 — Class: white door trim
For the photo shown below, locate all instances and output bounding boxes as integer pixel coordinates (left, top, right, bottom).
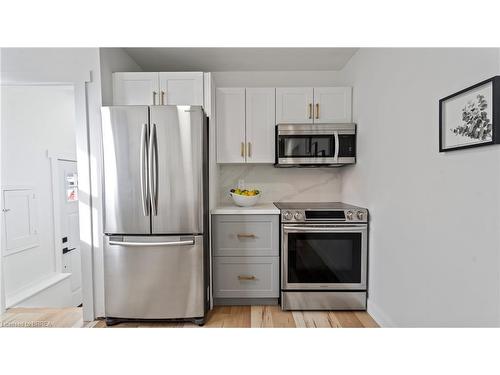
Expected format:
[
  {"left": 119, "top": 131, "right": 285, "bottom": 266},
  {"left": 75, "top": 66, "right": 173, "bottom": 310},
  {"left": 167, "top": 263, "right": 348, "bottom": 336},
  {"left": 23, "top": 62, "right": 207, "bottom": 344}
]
[{"left": 0, "top": 77, "right": 96, "bottom": 321}]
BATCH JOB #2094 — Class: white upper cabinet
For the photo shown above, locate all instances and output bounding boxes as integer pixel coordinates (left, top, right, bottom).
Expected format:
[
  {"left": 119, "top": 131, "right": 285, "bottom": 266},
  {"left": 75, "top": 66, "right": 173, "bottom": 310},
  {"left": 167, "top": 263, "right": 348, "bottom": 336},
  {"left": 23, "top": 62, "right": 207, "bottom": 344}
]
[
  {"left": 245, "top": 88, "right": 276, "bottom": 163},
  {"left": 159, "top": 72, "right": 203, "bottom": 105},
  {"left": 313, "top": 87, "right": 352, "bottom": 123},
  {"left": 112, "top": 72, "right": 204, "bottom": 106},
  {"left": 216, "top": 88, "right": 246, "bottom": 163},
  {"left": 112, "top": 72, "right": 159, "bottom": 105},
  {"left": 276, "top": 87, "right": 314, "bottom": 124}
]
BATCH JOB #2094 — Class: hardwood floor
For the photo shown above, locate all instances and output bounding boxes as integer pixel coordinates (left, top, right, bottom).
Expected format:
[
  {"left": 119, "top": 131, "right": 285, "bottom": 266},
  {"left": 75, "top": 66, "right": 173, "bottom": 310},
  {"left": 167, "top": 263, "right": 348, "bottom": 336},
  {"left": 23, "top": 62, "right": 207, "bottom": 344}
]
[{"left": 1, "top": 306, "right": 378, "bottom": 328}]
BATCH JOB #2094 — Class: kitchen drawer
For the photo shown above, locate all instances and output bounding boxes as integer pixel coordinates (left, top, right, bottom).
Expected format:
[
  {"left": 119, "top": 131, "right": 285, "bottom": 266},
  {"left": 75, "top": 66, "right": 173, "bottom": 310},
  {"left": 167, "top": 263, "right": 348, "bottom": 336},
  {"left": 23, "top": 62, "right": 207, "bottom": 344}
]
[
  {"left": 212, "top": 214, "right": 279, "bottom": 256},
  {"left": 213, "top": 257, "right": 279, "bottom": 298}
]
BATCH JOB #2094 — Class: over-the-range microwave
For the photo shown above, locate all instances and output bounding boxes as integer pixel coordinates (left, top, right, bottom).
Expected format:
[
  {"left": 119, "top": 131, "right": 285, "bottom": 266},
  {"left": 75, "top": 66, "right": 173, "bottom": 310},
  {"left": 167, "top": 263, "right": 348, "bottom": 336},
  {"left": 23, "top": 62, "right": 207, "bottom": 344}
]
[{"left": 275, "top": 123, "right": 356, "bottom": 167}]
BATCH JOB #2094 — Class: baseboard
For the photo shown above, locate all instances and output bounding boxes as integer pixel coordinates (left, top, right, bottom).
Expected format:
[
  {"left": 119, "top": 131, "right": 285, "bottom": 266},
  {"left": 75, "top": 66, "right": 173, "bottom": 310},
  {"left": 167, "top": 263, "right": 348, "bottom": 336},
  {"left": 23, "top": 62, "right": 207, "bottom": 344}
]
[
  {"left": 214, "top": 298, "right": 279, "bottom": 306},
  {"left": 367, "top": 299, "right": 396, "bottom": 327},
  {"left": 6, "top": 273, "right": 72, "bottom": 308}
]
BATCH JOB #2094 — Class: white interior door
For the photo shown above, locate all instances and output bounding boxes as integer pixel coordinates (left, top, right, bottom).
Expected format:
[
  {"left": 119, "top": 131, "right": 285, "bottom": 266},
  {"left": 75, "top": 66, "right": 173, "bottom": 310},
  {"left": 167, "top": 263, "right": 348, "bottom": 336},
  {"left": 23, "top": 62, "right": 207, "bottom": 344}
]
[
  {"left": 245, "top": 88, "right": 276, "bottom": 163},
  {"left": 276, "top": 87, "right": 314, "bottom": 124},
  {"left": 313, "top": 87, "right": 352, "bottom": 123},
  {"left": 58, "top": 159, "right": 82, "bottom": 306},
  {"left": 112, "top": 72, "right": 160, "bottom": 105},
  {"left": 216, "top": 88, "right": 246, "bottom": 163},
  {"left": 159, "top": 72, "right": 204, "bottom": 105}
]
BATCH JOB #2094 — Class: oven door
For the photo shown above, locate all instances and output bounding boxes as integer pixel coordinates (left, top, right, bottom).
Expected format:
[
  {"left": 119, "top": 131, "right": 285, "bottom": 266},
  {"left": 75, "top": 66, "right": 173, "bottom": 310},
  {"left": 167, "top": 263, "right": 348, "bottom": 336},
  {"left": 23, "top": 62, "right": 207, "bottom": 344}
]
[{"left": 282, "top": 224, "right": 367, "bottom": 290}]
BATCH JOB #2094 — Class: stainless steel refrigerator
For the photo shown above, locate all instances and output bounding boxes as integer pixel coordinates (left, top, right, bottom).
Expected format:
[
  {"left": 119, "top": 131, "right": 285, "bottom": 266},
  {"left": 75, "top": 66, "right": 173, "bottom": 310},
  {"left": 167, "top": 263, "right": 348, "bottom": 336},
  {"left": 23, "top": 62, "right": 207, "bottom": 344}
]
[{"left": 100, "top": 105, "right": 209, "bottom": 326}]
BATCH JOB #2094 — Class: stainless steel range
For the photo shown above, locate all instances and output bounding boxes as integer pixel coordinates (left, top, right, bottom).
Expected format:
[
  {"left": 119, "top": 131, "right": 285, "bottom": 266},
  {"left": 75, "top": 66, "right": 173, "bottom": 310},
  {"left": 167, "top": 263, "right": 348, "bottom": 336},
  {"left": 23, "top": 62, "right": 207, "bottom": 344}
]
[{"left": 274, "top": 202, "right": 368, "bottom": 310}]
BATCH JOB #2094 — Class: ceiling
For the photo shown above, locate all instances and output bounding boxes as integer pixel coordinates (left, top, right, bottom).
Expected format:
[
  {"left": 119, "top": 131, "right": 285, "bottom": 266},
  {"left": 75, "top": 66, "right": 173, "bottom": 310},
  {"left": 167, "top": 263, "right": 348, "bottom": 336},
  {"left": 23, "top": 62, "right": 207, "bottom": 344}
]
[{"left": 123, "top": 48, "right": 358, "bottom": 72}]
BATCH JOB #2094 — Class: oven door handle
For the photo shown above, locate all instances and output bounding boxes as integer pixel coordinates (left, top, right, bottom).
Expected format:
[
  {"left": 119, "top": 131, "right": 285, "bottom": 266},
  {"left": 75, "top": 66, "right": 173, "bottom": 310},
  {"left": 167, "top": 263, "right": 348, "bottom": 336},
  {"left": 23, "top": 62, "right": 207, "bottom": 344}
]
[{"left": 283, "top": 225, "right": 366, "bottom": 233}]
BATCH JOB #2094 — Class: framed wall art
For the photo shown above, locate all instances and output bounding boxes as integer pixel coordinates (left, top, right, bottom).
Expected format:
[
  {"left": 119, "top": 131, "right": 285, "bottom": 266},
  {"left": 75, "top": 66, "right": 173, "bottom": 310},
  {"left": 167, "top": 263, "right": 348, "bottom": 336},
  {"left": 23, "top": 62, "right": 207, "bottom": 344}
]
[{"left": 439, "top": 76, "right": 499, "bottom": 152}]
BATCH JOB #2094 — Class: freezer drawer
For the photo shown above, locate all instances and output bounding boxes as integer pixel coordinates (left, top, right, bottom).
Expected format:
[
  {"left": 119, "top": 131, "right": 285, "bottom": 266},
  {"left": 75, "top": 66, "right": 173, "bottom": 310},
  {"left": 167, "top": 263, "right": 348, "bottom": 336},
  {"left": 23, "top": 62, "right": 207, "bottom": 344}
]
[{"left": 104, "top": 235, "right": 205, "bottom": 320}]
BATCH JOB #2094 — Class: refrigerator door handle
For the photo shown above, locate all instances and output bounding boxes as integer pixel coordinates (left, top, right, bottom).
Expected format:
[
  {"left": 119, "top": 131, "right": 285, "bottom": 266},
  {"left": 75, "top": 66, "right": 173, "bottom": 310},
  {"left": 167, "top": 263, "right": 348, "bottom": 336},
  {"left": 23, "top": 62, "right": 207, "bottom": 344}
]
[
  {"left": 148, "top": 123, "right": 158, "bottom": 215},
  {"left": 140, "top": 123, "right": 149, "bottom": 216},
  {"left": 108, "top": 239, "right": 195, "bottom": 247}
]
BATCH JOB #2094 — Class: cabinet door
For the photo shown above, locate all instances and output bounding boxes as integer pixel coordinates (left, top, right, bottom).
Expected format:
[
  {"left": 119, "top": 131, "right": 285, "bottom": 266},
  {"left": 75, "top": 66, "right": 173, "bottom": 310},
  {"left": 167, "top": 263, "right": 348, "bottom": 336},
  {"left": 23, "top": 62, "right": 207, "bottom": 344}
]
[
  {"left": 276, "top": 87, "right": 313, "bottom": 124},
  {"left": 216, "top": 88, "right": 246, "bottom": 163},
  {"left": 245, "top": 88, "right": 276, "bottom": 163},
  {"left": 112, "top": 72, "right": 159, "bottom": 105},
  {"left": 159, "top": 72, "right": 203, "bottom": 105},
  {"left": 313, "top": 87, "right": 352, "bottom": 123}
]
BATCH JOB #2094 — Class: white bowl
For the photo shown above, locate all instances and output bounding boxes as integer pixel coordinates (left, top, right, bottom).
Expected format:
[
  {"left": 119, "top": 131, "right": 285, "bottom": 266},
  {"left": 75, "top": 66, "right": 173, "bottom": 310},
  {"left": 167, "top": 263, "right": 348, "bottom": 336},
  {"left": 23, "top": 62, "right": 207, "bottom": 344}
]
[{"left": 230, "top": 192, "right": 260, "bottom": 207}]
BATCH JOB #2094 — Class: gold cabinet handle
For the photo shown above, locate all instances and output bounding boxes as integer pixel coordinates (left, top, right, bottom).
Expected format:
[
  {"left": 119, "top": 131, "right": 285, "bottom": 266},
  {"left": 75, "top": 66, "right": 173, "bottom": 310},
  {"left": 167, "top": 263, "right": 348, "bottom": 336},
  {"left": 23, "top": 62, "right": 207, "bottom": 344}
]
[
  {"left": 161, "top": 90, "right": 165, "bottom": 105},
  {"left": 316, "top": 103, "right": 320, "bottom": 119},
  {"left": 241, "top": 142, "right": 245, "bottom": 158},
  {"left": 308, "top": 103, "right": 313, "bottom": 119},
  {"left": 153, "top": 91, "right": 157, "bottom": 105},
  {"left": 247, "top": 142, "right": 252, "bottom": 158},
  {"left": 237, "top": 233, "right": 256, "bottom": 238},
  {"left": 238, "top": 275, "right": 256, "bottom": 281}
]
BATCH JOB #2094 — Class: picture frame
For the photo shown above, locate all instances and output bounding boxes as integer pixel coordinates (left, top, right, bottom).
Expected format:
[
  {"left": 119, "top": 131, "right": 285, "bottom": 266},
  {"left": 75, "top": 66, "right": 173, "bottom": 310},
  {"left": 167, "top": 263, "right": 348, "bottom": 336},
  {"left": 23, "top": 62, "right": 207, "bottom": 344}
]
[{"left": 439, "top": 76, "right": 500, "bottom": 152}]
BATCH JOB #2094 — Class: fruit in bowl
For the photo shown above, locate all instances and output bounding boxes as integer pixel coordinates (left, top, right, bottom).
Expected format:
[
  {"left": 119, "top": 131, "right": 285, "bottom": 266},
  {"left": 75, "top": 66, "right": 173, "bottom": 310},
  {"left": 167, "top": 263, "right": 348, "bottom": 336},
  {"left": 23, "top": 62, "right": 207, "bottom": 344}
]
[{"left": 230, "top": 188, "right": 261, "bottom": 207}]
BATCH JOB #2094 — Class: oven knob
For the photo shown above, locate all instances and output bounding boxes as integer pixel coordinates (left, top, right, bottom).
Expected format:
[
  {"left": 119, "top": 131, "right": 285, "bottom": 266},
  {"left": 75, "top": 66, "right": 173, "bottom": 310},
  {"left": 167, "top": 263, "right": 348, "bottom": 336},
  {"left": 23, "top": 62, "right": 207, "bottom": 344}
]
[
  {"left": 346, "top": 211, "right": 353, "bottom": 220},
  {"left": 294, "top": 211, "right": 303, "bottom": 221},
  {"left": 357, "top": 211, "right": 364, "bottom": 220},
  {"left": 283, "top": 211, "right": 293, "bottom": 221}
]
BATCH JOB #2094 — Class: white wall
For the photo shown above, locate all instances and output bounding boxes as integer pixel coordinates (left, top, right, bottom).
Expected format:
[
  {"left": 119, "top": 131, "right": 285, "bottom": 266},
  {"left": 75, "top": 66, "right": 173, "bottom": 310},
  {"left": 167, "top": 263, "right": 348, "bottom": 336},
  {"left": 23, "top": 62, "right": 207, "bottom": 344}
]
[
  {"left": 340, "top": 48, "right": 500, "bottom": 327},
  {"left": 214, "top": 71, "right": 346, "bottom": 205},
  {"left": 1, "top": 48, "right": 103, "bottom": 320},
  {"left": 99, "top": 48, "right": 143, "bottom": 105},
  {"left": 1, "top": 85, "right": 76, "bottom": 298}
]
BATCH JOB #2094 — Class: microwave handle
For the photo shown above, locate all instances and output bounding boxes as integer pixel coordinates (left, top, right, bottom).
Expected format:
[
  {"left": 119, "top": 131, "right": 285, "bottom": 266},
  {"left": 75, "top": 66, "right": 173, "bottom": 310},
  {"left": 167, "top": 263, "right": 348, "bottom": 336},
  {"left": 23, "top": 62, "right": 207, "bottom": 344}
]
[{"left": 334, "top": 131, "right": 339, "bottom": 163}]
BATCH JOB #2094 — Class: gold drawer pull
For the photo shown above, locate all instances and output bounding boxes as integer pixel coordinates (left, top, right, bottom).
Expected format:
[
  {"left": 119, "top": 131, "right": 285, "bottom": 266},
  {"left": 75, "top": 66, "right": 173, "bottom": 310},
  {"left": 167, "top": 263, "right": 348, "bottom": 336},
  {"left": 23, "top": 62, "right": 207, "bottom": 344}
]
[
  {"left": 240, "top": 142, "right": 245, "bottom": 158},
  {"left": 237, "top": 233, "right": 256, "bottom": 238},
  {"left": 238, "top": 275, "right": 256, "bottom": 281},
  {"left": 316, "top": 103, "right": 320, "bottom": 119},
  {"left": 308, "top": 103, "right": 312, "bottom": 119}
]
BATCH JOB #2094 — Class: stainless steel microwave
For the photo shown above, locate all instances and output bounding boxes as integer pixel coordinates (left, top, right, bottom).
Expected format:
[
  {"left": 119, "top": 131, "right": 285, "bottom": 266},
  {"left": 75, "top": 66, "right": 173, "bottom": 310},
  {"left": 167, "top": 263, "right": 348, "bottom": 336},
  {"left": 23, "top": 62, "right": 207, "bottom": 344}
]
[{"left": 275, "top": 123, "right": 356, "bottom": 167}]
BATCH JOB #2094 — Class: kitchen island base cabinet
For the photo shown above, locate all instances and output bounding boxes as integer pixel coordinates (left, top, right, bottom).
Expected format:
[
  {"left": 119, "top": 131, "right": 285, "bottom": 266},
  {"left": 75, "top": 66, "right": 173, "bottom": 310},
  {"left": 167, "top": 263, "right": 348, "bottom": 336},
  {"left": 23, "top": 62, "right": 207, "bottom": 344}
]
[{"left": 211, "top": 214, "right": 279, "bottom": 305}]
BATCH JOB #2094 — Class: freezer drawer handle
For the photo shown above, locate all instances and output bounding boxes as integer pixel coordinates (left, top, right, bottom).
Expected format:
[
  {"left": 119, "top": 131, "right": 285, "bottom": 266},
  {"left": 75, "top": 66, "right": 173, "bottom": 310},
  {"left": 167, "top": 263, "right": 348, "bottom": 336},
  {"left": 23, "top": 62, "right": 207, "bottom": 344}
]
[{"left": 109, "top": 239, "right": 195, "bottom": 247}]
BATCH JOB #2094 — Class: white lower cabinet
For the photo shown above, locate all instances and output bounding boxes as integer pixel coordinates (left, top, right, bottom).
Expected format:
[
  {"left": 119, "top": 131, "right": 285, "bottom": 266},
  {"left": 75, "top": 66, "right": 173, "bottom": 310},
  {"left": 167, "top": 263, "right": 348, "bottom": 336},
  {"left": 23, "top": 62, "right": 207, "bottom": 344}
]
[{"left": 212, "top": 214, "right": 279, "bottom": 303}]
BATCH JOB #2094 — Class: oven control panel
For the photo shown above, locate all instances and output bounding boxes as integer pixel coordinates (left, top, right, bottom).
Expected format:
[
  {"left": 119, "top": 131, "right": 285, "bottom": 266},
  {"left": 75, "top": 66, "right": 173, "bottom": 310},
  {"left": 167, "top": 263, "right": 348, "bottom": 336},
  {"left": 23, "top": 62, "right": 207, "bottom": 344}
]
[{"left": 281, "top": 209, "right": 368, "bottom": 223}]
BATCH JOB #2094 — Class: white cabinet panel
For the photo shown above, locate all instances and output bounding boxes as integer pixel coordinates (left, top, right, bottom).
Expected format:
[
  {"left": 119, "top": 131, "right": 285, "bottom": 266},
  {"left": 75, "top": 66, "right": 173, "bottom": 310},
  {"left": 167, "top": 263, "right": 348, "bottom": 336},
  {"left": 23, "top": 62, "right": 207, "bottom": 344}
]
[
  {"left": 276, "top": 87, "right": 314, "bottom": 124},
  {"left": 245, "top": 88, "right": 276, "bottom": 163},
  {"left": 216, "top": 88, "right": 246, "bottom": 163},
  {"left": 2, "top": 189, "right": 39, "bottom": 255},
  {"left": 159, "top": 72, "right": 203, "bottom": 105},
  {"left": 314, "top": 87, "right": 352, "bottom": 123},
  {"left": 112, "top": 72, "right": 159, "bottom": 105}
]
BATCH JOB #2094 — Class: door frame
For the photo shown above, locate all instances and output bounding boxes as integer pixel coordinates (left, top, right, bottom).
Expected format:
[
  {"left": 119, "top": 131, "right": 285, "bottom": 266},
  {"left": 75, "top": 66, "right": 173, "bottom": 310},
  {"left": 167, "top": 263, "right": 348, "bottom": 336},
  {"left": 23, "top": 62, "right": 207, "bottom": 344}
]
[
  {"left": 0, "top": 77, "right": 96, "bottom": 321},
  {"left": 48, "top": 152, "right": 78, "bottom": 274}
]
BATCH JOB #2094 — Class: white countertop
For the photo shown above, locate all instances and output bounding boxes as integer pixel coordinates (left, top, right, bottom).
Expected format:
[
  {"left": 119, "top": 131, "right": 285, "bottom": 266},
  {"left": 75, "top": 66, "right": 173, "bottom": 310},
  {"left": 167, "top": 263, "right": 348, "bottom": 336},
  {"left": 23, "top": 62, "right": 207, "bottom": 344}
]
[{"left": 211, "top": 203, "right": 280, "bottom": 215}]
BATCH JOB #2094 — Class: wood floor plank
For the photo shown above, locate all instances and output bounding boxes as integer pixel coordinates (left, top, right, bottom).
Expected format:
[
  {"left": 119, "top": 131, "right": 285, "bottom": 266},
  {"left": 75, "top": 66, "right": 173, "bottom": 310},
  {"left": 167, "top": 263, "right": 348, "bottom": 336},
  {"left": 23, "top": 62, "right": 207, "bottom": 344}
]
[
  {"left": 354, "top": 312, "right": 379, "bottom": 328},
  {"left": 1, "top": 306, "right": 378, "bottom": 328},
  {"left": 333, "top": 311, "right": 364, "bottom": 328},
  {"left": 251, "top": 306, "right": 295, "bottom": 328},
  {"left": 294, "top": 311, "right": 335, "bottom": 328}
]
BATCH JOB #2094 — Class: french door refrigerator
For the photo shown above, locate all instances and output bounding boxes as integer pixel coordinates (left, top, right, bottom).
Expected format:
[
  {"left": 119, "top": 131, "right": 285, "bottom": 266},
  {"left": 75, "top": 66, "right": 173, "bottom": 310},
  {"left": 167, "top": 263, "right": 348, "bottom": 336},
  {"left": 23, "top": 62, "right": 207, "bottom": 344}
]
[{"left": 101, "top": 105, "right": 209, "bottom": 326}]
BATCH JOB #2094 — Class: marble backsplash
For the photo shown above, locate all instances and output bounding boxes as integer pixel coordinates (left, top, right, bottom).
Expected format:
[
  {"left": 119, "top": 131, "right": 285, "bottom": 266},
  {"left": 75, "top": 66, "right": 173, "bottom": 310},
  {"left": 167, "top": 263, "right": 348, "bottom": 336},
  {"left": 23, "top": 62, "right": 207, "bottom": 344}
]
[{"left": 218, "top": 165, "right": 342, "bottom": 204}]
